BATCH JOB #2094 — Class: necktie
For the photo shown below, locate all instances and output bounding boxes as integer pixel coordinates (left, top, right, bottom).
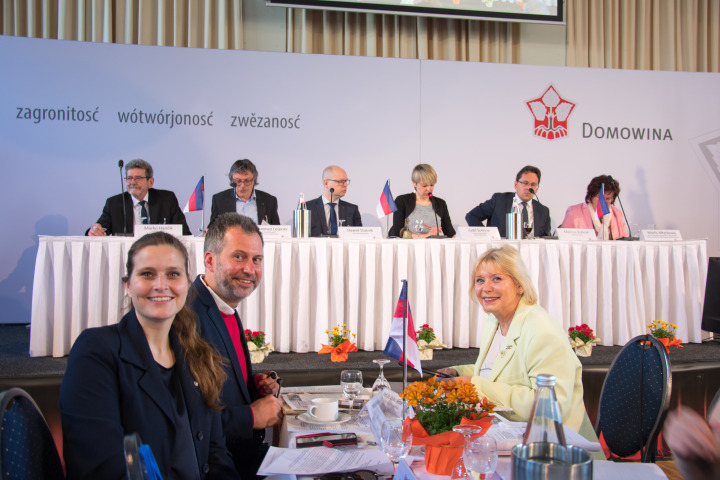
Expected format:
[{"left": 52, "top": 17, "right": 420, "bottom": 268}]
[
  {"left": 329, "top": 202, "right": 338, "bottom": 235},
  {"left": 522, "top": 202, "right": 529, "bottom": 237},
  {"left": 139, "top": 200, "right": 149, "bottom": 224}
]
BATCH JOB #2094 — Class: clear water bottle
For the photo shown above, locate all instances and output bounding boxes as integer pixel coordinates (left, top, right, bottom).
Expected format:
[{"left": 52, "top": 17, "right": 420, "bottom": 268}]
[{"left": 523, "top": 373, "right": 566, "bottom": 447}]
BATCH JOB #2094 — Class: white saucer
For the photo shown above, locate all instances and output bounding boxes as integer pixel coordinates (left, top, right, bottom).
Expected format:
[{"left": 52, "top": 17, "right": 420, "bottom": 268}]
[{"left": 297, "top": 412, "right": 352, "bottom": 425}]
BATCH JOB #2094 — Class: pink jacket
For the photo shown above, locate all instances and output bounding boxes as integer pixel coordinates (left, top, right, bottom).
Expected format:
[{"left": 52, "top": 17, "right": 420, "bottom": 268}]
[{"left": 561, "top": 203, "right": 628, "bottom": 239}]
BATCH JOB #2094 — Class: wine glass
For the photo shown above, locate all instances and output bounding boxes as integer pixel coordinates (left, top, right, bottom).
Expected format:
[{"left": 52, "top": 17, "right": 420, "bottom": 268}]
[
  {"left": 340, "top": 370, "right": 363, "bottom": 411},
  {"left": 465, "top": 436, "right": 498, "bottom": 478},
  {"left": 523, "top": 220, "right": 533, "bottom": 239},
  {"left": 450, "top": 425, "right": 483, "bottom": 480},
  {"left": 372, "top": 359, "right": 391, "bottom": 394},
  {"left": 414, "top": 219, "right": 424, "bottom": 235},
  {"left": 380, "top": 418, "right": 412, "bottom": 471}
]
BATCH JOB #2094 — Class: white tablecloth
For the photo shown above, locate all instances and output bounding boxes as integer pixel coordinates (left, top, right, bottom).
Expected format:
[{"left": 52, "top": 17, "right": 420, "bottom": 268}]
[{"left": 30, "top": 236, "right": 708, "bottom": 357}]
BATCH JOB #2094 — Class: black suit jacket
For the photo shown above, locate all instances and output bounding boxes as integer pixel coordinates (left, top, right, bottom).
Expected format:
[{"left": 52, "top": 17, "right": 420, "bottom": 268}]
[
  {"left": 87, "top": 188, "right": 190, "bottom": 235},
  {"left": 389, "top": 193, "right": 456, "bottom": 238},
  {"left": 305, "top": 196, "right": 362, "bottom": 237},
  {"left": 191, "top": 276, "right": 267, "bottom": 478},
  {"left": 208, "top": 189, "right": 280, "bottom": 227},
  {"left": 59, "top": 310, "right": 238, "bottom": 480},
  {"left": 465, "top": 192, "right": 552, "bottom": 237}
]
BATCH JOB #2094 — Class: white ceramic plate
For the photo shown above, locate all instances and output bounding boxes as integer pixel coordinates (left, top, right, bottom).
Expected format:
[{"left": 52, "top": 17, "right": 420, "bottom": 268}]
[{"left": 297, "top": 412, "right": 352, "bottom": 425}]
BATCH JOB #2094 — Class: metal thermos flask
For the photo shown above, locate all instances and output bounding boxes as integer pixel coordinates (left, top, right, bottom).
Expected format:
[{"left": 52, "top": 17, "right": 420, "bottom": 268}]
[
  {"left": 506, "top": 210, "right": 522, "bottom": 240},
  {"left": 293, "top": 193, "right": 311, "bottom": 238}
]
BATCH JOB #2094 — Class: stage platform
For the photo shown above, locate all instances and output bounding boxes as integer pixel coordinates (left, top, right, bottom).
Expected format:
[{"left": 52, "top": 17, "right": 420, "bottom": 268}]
[{"left": 2, "top": 324, "right": 719, "bottom": 461}]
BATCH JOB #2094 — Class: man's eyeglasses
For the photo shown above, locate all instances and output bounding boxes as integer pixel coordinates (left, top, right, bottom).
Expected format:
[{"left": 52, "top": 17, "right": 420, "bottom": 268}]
[
  {"left": 517, "top": 180, "right": 539, "bottom": 189},
  {"left": 232, "top": 178, "right": 255, "bottom": 186},
  {"left": 328, "top": 179, "right": 351, "bottom": 186},
  {"left": 125, "top": 176, "right": 149, "bottom": 182}
]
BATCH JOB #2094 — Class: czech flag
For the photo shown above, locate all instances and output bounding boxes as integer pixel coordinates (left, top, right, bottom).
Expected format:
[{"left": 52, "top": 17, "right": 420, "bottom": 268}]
[
  {"left": 383, "top": 283, "right": 422, "bottom": 377},
  {"left": 183, "top": 176, "right": 204, "bottom": 213},
  {"left": 596, "top": 183, "right": 611, "bottom": 219},
  {"left": 376, "top": 180, "right": 398, "bottom": 218}
]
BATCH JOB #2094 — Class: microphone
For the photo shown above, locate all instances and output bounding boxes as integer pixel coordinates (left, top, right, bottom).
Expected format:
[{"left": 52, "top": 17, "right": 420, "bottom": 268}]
[
  {"left": 118, "top": 160, "right": 127, "bottom": 235},
  {"left": 607, "top": 175, "right": 633, "bottom": 238},
  {"left": 321, "top": 187, "right": 338, "bottom": 237},
  {"left": 428, "top": 193, "right": 444, "bottom": 238},
  {"left": 529, "top": 187, "right": 541, "bottom": 204}
]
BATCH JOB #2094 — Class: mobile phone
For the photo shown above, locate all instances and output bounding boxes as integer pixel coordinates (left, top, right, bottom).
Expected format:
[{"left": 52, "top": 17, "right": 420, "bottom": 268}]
[{"left": 296, "top": 433, "right": 358, "bottom": 448}]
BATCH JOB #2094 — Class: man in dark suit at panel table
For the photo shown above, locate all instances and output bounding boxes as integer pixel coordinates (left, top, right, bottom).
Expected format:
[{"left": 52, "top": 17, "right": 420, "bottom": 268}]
[
  {"left": 209, "top": 159, "right": 280, "bottom": 227},
  {"left": 465, "top": 165, "right": 552, "bottom": 238},
  {"left": 192, "top": 212, "right": 283, "bottom": 479},
  {"left": 305, "top": 165, "right": 362, "bottom": 237},
  {"left": 86, "top": 158, "right": 190, "bottom": 236}
]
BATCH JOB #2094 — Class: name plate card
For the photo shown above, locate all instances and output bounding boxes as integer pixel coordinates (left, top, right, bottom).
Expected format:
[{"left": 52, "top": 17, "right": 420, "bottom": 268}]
[
  {"left": 258, "top": 225, "right": 292, "bottom": 240},
  {"left": 639, "top": 229, "right": 683, "bottom": 241},
  {"left": 134, "top": 224, "right": 183, "bottom": 238},
  {"left": 337, "top": 226, "right": 383, "bottom": 239},
  {"left": 456, "top": 226, "right": 501, "bottom": 240},
  {"left": 556, "top": 228, "right": 596, "bottom": 241}
]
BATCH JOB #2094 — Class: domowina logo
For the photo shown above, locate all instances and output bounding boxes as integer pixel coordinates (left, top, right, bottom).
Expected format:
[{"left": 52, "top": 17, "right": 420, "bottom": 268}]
[{"left": 526, "top": 86, "right": 575, "bottom": 140}]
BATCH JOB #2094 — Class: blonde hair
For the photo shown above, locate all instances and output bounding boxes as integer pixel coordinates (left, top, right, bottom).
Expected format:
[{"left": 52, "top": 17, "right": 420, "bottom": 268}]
[
  {"left": 411, "top": 164, "right": 437, "bottom": 185},
  {"left": 469, "top": 245, "right": 538, "bottom": 305}
]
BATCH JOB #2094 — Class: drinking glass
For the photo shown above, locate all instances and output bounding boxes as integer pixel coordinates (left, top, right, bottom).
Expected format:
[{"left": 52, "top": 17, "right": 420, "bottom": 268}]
[
  {"left": 380, "top": 418, "right": 412, "bottom": 470},
  {"left": 340, "top": 370, "right": 363, "bottom": 410},
  {"left": 414, "top": 219, "right": 424, "bottom": 235},
  {"left": 372, "top": 359, "right": 391, "bottom": 394},
  {"left": 450, "top": 425, "right": 483, "bottom": 480},
  {"left": 523, "top": 220, "right": 533, "bottom": 239},
  {"left": 465, "top": 436, "right": 498, "bottom": 478}
]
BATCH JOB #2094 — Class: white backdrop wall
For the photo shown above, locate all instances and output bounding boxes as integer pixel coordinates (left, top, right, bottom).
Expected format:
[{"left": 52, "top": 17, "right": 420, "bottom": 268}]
[{"left": 1, "top": 35, "right": 719, "bottom": 324}]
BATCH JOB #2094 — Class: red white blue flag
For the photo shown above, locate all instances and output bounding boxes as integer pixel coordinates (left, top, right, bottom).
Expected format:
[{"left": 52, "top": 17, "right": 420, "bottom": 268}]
[
  {"left": 376, "top": 180, "right": 398, "bottom": 218},
  {"left": 183, "top": 176, "right": 204, "bottom": 213},
  {"left": 383, "top": 284, "right": 422, "bottom": 377},
  {"left": 596, "top": 183, "right": 611, "bottom": 219}
]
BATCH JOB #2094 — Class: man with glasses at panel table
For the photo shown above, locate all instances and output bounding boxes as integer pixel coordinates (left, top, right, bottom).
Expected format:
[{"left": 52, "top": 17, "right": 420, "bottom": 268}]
[
  {"left": 86, "top": 158, "right": 190, "bottom": 236},
  {"left": 465, "top": 165, "right": 552, "bottom": 238},
  {"left": 306, "top": 165, "right": 362, "bottom": 237},
  {"left": 208, "top": 159, "right": 280, "bottom": 228}
]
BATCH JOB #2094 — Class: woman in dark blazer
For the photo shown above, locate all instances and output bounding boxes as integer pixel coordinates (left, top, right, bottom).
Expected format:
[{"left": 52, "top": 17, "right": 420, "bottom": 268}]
[
  {"left": 389, "top": 164, "right": 456, "bottom": 238},
  {"left": 59, "top": 232, "right": 239, "bottom": 480}
]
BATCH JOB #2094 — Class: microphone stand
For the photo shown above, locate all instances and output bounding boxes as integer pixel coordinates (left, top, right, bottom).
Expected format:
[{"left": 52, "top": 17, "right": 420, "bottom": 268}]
[
  {"left": 118, "top": 159, "right": 132, "bottom": 237},
  {"left": 321, "top": 187, "right": 338, "bottom": 238},
  {"left": 426, "top": 194, "right": 445, "bottom": 239},
  {"left": 608, "top": 176, "right": 634, "bottom": 239}
]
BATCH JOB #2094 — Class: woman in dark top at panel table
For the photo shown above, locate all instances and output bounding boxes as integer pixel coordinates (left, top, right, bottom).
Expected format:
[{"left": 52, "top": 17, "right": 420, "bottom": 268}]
[
  {"left": 389, "top": 163, "right": 456, "bottom": 238},
  {"left": 59, "top": 232, "right": 240, "bottom": 480}
]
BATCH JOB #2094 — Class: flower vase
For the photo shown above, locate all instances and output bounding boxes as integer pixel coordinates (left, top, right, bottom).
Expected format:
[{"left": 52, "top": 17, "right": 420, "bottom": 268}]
[
  {"left": 250, "top": 351, "right": 266, "bottom": 364},
  {"left": 405, "top": 416, "right": 493, "bottom": 475},
  {"left": 574, "top": 343, "right": 593, "bottom": 357},
  {"left": 318, "top": 340, "right": 358, "bottom": 362},
  {"left": 420, "top": 349, "right": 434, "bottom": 361}
]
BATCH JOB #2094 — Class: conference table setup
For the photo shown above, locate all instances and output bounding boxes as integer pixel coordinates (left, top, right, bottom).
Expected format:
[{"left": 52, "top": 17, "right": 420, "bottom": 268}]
[
  {"left": 30, "top": 234, "right": 707, "bottom": 358},
  {"left": 254, "top": 380, "right": 670, "bottom": 480}
]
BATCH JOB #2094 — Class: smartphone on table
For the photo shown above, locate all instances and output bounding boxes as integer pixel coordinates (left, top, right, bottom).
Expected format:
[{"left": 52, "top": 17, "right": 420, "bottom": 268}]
[{"left": 296, "top": 432, "right": 358, "bottom": 448}]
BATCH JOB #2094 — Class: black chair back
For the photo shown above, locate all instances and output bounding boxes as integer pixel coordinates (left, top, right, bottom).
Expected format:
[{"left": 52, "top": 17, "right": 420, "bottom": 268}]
[
  {"left": 595, "top": 334, "right": 672, "bottom": 462},
  {"left": 0, "top": 387, "right": 64, "bottom": 479}
]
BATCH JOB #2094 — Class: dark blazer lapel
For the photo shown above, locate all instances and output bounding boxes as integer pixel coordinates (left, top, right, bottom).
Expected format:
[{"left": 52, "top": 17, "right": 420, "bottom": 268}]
[
  {"left": 170, "top": 329, "right": 209, "bottom": 449},
  {"left": 118, "top": 311, "right": 175, "bottom": 423},
  {"left": 311, "top": 197, "right": 327, "bottom": 235},
  {"left": 255, "top": 190, "right": 267, "bottom": 224},
  {"left": 147, "top": 189, "right": 161, "bottom": 224},
  {"left": 194, "top": 277, "right": 252, "bottom": 403}
]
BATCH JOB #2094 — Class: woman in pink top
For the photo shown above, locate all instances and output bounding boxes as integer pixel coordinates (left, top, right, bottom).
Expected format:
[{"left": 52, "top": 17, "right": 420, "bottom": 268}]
[{"left": 560, "top": 175, "right": 628, "bottom": 240}]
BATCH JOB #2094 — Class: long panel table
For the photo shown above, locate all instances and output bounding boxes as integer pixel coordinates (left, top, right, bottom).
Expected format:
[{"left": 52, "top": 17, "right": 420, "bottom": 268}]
[{"left": 30, "top": 236, "right": 708, "bottom": 357}]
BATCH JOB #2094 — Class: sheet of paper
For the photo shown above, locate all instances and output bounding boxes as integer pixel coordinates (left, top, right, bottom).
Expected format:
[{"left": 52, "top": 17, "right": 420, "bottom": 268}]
[
  {"left": 495, "top": 458, "right": 668, "bottom": 480},
  {"left": 257, "top": 446, "right": 394, "bottom": 476},
  {"left": 489, "top": 416, "right": 602, "bottom": 454}
]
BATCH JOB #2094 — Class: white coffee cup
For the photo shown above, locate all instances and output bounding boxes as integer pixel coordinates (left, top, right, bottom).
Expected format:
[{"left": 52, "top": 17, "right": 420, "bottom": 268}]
[{"left": 308, "top": 398, "right": 339, "bottom": 422}]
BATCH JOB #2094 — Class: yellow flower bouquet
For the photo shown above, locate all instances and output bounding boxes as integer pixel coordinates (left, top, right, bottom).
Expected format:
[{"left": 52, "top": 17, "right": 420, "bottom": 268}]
[
  {"left": 647, "top": 320, "right": 683, "bottom": 353},
  {"left": 318, "top": 324, "right": 358, "bottom": 362}
]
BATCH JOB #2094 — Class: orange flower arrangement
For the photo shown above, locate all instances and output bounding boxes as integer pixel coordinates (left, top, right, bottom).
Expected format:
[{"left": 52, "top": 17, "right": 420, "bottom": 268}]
[
  {"left": 400, "top": 376, "right": 495, "bottom": 435},
  {"left": 647, "top": 320, "right": 683, "bottom": 353}
]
